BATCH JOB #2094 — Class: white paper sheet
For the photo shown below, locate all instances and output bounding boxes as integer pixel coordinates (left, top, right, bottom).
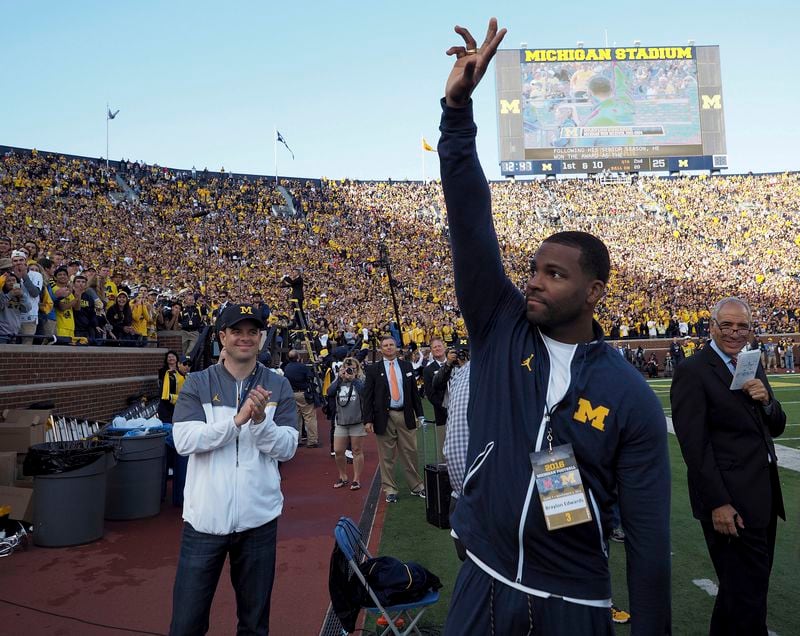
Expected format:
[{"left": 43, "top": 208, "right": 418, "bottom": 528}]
[{"left": 729, "top": 349, "right": 761, "bottom": 390}]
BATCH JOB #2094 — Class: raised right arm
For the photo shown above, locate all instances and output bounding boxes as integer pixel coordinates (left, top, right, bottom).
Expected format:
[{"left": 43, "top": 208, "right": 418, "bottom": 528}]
[{"left": 439, "top": 19, "right": 510, "bottom": 339}]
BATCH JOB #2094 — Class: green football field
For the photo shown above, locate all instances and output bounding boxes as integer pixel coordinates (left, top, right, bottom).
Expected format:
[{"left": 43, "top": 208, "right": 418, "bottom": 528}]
[
  {"left": 375, "top": 381, "right": 800, "bottom": 635},
  {"left": 650, "top": 372, "right": 800, "bottom": 450}
]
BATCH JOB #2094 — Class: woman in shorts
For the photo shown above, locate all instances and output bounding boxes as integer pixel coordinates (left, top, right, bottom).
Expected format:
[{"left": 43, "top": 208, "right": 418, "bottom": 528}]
[{"left": 327, "top": 357, "right": 366, "bottom": 490}]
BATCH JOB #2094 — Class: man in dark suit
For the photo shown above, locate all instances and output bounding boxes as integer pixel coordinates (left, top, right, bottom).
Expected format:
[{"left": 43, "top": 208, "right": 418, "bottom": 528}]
[
  {"left": 671, "top": 297, "right": 786, "bottom": 636},
  {"left": 363, "top": 335, "right": 425, "bottom": 503},
  {"left": 422, "top": 337, "right": 448, "bottom": 455}
]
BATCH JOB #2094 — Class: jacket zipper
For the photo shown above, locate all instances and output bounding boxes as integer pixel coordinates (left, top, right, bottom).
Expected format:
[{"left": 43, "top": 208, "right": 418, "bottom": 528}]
[
  {"left": 515, "top": 335, "right": 579, "bottom": 585},
  {"left": 587, "top": 488, "right": 608, "bottom": 558},
  {"left": 234, "top": 379, "right": 242, "bottom": 528},
  {"left": 462, "top": 442, "right": 494, "bottom": 490},
  {"left": 516, "top": 408, "right": 550, "bottom": 583},
  {"left": 236, "top": 380, "right": 242, "bottom": 467},
  {"left": 516, "top": 471, "right": 538, "bottom": 583}
]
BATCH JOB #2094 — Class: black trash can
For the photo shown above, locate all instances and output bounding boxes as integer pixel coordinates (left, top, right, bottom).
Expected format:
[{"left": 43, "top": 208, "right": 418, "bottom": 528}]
[
  {"left": 101, "top": 429, "right": 168, "bottom": 520},
  {"left": 23, "top": 441, "right": 116, "bottom": 547}
]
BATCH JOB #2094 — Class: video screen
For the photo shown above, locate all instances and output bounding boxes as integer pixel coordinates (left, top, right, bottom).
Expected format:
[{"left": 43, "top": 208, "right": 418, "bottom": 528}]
[{"left": 520, "top": 50, "right": 702, "bottom": 160}]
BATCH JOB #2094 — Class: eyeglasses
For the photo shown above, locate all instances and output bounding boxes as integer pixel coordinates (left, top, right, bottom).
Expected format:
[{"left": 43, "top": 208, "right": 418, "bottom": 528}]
[{"left": 712, "top": 319, "right": 752, "bottom": 336}]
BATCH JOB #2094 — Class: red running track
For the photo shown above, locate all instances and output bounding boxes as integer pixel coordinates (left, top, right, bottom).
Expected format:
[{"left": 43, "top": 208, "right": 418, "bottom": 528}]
[{"left": 0, "top": 410, "right": 379, "bottom": 635}]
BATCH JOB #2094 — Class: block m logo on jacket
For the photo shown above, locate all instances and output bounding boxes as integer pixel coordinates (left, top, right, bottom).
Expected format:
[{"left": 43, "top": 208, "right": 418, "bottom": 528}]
[{"left": 573, "top": 398, "right": 610, "bottom": 431}]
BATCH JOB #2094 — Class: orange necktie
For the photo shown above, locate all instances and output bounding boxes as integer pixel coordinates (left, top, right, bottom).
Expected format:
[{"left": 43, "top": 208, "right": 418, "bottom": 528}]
[{"left": 389, "top": 361, "right": 401, "bottom": 402}]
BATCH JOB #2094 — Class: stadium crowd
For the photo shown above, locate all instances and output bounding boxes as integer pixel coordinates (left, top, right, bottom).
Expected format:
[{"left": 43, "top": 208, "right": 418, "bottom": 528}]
[{"left": 2, "top": 147, "right": 800, "bottom": 347}]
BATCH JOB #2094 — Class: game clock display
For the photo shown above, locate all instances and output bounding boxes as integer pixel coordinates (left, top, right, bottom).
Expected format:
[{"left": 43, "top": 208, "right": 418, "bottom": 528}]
[{"left": 500, "top": 156, "right": 715, "bottom": 176}]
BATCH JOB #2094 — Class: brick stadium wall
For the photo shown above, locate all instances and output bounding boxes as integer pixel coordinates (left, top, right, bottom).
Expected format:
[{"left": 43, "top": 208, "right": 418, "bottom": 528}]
[
  {"left": 0, "top": 342, "right": 171, "bottom": 422},
  {"left": 2, "top": 379, "right": 159, "bottom": 421},
  {"left": 157, "top": 331, "right": 183, "bottom": 355},
  {"left": 0, "top": 347, "right": 164, "bottom": 385}
]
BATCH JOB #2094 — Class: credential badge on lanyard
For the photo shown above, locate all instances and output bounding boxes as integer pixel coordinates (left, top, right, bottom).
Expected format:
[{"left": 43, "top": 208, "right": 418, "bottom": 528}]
[{"left": 530, "top": 429, "right": 593, "bottom": 530}]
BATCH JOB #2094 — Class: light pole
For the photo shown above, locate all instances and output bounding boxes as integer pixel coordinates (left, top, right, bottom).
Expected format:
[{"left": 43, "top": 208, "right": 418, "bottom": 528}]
[{"left": 378, "top": 240, "right": 404, "bottom": 347}]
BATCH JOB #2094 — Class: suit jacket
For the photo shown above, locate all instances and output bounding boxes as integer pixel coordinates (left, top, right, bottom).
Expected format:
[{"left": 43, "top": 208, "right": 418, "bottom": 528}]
[
  {"left": 671, "top": 343, "right": 786, "bottom": 528},
  {"left": 362, "top": 358, "right": 423, "bottom": 435},
  {"left": 422, "top": 359, "right": 448, "bottom": 427}
]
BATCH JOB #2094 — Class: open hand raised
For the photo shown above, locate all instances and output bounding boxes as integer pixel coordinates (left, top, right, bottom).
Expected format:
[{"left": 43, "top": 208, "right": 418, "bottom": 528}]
[{"left": 445, "top": 18, "right": 507, "bottom": 108}]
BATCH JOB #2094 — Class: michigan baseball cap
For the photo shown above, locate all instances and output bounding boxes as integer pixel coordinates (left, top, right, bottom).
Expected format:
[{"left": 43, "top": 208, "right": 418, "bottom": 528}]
[{"left": 215, "top": 304, "right": 265, "bottom": 331}]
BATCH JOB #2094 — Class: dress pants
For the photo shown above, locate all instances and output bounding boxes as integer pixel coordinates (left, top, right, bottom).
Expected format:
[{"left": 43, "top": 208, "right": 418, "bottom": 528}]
[
  {"left": 435, "top": 424, "right": 447, "bottom": 462},
  {"left": 376, "top": 409, "right": 423, "bottom": 496},
  {"left": 701, "top": 513, "right": 777, "bottom": 636},
  {"left": 182, "top": 330, "right": 199, "bottom": 357},
  {"left": 293, "top": 391, "right": 318, "bottom": 445}
]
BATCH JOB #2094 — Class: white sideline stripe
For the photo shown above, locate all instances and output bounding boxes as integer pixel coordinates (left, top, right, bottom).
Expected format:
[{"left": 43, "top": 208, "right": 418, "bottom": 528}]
[
  {"left": 666, "top": 417, "right": 800, "bottom": 472},
  {"left": 692, "top": 578, "right": 718, "bottom": 596},
  {"left": 691, "top": 580, "right": 781, "bottom": 635}
]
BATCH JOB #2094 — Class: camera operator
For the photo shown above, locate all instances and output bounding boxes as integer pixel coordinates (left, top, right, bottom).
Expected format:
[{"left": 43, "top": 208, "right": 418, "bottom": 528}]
[
  {"left": 158, "top": 298, "right": 181, "bottom": 331},
  {"left": 431, "top": 343, "right": 470, "bottom": 404},
  {"left": 327, "top": 357, "right": 367, "bottom": 490}
]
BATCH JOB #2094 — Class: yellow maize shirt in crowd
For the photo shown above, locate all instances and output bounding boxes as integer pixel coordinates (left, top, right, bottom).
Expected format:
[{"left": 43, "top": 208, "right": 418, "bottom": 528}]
[
  {"left": 53, "top": 286, "right": 75, "bottom": 338},
  {"left": 161, "top": 370, "right": 186, "bottom": 405},
  {"left": 104, "top": 280, "right": 118, "bottom": 309},
  {"left": 131, "top": 301, "right": 151, "bottom": 337}
]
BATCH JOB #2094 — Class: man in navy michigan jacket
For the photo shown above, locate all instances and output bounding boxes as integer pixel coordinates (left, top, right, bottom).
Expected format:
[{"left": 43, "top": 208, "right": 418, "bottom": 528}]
[{"left": 438, "top": 18, "right": 671, "bottom": 635}]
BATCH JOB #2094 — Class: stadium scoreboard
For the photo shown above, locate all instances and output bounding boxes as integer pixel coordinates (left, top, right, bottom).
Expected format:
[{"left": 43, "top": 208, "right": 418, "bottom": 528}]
[{"left": 495, "top": 45, "right": 727, "bottom": 176}]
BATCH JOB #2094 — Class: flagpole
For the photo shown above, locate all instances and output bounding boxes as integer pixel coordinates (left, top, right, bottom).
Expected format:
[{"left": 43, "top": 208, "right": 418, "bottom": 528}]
[
  {"left": 274, "top": 126, "right": 278, "bottom": 185},
  {"left": 106, "top": 102, "right": 109, "bottom": 173},
  {"left": 421, "top": 135, "right": 426, "bottom": 183}
]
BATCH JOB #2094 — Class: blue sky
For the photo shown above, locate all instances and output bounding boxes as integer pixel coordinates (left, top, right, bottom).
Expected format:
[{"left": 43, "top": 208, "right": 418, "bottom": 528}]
[{"left": 2, "top": 1, "right": 797, "bottom": 180}]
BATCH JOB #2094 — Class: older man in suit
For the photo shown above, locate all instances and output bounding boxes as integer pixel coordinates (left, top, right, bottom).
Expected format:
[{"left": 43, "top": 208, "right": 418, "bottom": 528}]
[
  {"left": 422, "top": 337, "right": 449, "bottom": 454},
  {"left": 363, "top": 335, "right": 425, "bottom": 503},
  {"left": 671, "top": 297, "right": 785, "bottom": 636}
]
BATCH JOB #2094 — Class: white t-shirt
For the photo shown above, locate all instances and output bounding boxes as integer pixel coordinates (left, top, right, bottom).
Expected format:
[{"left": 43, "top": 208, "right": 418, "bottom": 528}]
[
  {"left": 542, "top": 333, "right": 577, "bottom": 411},
  {"left": 20, "top": 270, "right": 43, "bottom": 324}
]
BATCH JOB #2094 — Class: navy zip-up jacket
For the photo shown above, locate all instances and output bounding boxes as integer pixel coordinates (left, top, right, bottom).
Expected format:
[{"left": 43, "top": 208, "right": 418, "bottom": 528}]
[{"left": 439, "top": 99, "right": 671, "bottom": 634}]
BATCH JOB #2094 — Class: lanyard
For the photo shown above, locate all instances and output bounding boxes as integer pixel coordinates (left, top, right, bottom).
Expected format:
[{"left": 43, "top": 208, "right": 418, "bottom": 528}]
[
  {"left": 543, "top": 399, "right": 563, "bottom": 454},
  {"left": 236, "top": 368, "right": 258, "bottom": 413}
]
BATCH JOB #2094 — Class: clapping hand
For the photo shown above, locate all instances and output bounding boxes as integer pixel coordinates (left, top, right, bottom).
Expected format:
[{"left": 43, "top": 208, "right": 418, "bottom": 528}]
[
  {"left": 235, "top": 385, "right": 272, "bottom": 427},
  {"left": 445, "top": 18, "right": 507, "bottom": 108}
]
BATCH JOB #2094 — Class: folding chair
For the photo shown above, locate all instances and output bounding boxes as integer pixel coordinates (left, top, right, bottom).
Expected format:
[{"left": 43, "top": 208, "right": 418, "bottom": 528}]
[{"left": 334, "top": 516, "right": 440, "bottom": 636}]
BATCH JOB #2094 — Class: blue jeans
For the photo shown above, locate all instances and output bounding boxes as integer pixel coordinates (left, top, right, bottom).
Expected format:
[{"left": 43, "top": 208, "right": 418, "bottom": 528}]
[{"left": 169, "top": 519, "right": 278, "bottom": 636}]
